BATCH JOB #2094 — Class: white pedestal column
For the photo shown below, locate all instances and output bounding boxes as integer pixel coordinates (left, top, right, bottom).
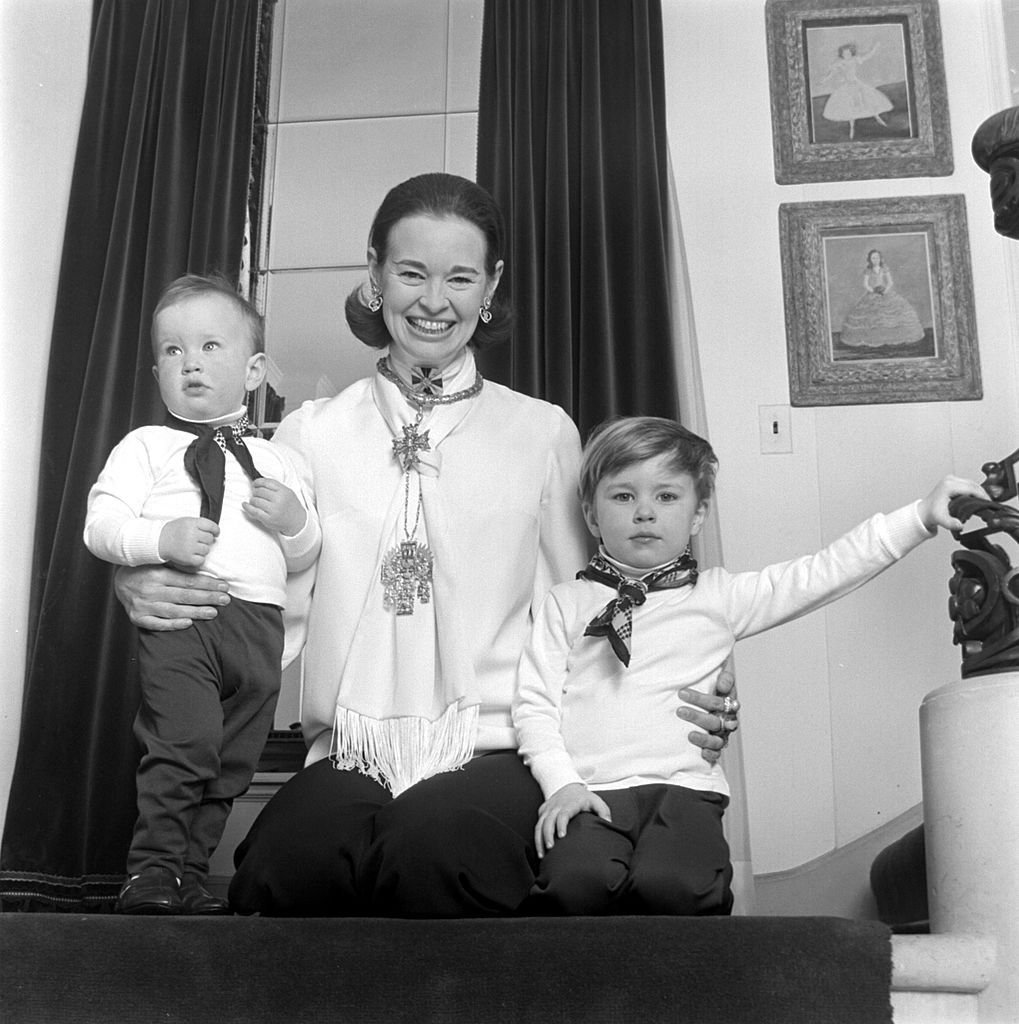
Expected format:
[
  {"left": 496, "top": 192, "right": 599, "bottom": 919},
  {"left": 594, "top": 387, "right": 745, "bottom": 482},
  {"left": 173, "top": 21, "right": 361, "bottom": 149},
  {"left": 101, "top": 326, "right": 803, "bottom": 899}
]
[{"left": 921, "top": 672, "right": 1019, "bottom": 1023}]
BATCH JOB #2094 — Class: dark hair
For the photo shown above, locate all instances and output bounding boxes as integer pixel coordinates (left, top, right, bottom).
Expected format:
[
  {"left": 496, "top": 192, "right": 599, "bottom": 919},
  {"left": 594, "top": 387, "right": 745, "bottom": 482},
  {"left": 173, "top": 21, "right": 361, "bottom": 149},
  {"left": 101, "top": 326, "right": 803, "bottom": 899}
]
[
  {"left": 865, "top": 249, "right": 885, "bottom": 269},
  {"left": 579, "top": 417, "right": 718, "bottom": 507},
  {"left": 345, "top": 173, "right": 512, "bottom": 350},
  {"left": 152, "top": 273, "right": 264, "bottom": 356}
]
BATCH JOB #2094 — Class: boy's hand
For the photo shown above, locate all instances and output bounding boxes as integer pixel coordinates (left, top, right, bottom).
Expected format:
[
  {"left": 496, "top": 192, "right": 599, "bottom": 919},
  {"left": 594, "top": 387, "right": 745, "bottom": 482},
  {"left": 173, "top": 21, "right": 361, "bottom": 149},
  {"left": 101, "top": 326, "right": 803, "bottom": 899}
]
[
  {"left": 535, "top": 783, "right": 612, "bottom": 858},
  {"left": 243, "top": 478, "right": 307, "bottom": 536},
  {"left": 158, "top": 516, "right": 219, "bottom": 568},
  {"left": 919, "top": 475, "right": 989, "bottom": 532}
]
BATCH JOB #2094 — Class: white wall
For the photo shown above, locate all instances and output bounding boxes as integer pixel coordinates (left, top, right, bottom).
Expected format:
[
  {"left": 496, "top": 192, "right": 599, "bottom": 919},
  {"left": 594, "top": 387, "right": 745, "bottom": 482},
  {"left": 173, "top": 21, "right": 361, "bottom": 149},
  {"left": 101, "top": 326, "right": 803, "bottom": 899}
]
[
  {"left": 663, "top": 0, "right": 1019, "bottom": 873},
  {"left": 0, "top": 0, "right": 91, "bottom": 836}
]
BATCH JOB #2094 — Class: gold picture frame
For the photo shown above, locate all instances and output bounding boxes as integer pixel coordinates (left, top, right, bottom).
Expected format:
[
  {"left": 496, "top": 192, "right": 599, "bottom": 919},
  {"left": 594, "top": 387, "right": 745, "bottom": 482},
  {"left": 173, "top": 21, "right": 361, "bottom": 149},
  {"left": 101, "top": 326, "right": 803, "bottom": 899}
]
[
  {"left": 779, "top": 195, "right": 981, "bottom": 406},
  {"left": 766, "top": 0, "right": 952, "bottom": 183}
]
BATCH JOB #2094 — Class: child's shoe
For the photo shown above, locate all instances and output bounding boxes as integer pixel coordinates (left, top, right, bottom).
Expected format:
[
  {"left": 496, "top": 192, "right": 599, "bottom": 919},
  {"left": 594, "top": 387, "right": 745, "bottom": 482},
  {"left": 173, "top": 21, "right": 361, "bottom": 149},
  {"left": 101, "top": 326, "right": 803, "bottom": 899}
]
[
  {"left": 116, "top": 867, "right": 182, "bottom": 915},
  {"left": 180, "top": 874, "right": 230, "bottom": 915}
]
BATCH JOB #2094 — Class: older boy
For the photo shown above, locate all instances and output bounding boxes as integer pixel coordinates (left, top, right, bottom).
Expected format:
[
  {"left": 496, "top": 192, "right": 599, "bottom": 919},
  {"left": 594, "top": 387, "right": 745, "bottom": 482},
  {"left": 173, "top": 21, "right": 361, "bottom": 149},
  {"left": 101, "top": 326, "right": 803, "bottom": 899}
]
[
  {"left": 85, "top": 274, "right": 321, "bottom": 914},
  {"left": 513, "top": 416, "right": 983, "bottom": 915}
]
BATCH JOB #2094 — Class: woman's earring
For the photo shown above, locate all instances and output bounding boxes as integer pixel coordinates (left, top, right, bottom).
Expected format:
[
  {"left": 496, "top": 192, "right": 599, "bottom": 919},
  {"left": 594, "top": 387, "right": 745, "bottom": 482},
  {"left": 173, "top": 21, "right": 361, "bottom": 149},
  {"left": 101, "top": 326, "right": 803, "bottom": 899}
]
[
  {"left": 479, "top": 297, "right": 493, "bottom": 324},
  {"left": 367, "top": 283, "right": 383, "bottom": 313}
]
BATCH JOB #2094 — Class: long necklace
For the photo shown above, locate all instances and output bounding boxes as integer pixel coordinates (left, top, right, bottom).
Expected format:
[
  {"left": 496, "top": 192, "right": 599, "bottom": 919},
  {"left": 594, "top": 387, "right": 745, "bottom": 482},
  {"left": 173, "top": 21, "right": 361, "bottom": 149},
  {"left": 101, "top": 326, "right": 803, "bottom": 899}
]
[{"left": 378, "top": 357, "right": 484, "bottom": 614}]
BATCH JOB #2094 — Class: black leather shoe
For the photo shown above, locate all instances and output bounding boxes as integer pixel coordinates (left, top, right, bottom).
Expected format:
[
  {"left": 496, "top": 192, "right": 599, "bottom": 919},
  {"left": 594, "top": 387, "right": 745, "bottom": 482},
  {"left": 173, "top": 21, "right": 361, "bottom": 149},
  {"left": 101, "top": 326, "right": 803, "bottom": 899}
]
[
  {"left": 180, "top": 875, "right": 230, "bottom": 915},
  {"left": 116, "top": 867, "right": 182, "bottom": 915}
]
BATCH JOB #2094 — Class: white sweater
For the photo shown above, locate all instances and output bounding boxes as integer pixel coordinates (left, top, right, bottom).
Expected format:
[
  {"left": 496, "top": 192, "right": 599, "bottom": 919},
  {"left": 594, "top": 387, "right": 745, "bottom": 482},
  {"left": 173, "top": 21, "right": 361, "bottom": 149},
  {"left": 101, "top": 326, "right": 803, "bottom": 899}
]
[
  {"left": 84, "top": 425, "right": 321, "bottom": 609},
  {"left": 513, "top": 502, "right": 934, "bottom": 799}
]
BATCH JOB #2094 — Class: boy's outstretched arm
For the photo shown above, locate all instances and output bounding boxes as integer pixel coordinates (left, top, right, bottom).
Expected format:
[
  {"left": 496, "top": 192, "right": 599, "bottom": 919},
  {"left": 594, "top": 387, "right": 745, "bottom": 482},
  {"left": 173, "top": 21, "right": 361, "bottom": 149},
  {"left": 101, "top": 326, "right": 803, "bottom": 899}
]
[{"left": 919, "top": 476, "right": 989, "bottom": 532}]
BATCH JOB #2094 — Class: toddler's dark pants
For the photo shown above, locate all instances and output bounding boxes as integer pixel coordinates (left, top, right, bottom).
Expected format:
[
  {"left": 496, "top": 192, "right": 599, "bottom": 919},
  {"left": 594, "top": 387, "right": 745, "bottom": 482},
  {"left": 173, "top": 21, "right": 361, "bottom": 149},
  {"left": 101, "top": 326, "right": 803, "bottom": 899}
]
[{"left": 128, "top": 598, "right": 283, "bottom": 880}]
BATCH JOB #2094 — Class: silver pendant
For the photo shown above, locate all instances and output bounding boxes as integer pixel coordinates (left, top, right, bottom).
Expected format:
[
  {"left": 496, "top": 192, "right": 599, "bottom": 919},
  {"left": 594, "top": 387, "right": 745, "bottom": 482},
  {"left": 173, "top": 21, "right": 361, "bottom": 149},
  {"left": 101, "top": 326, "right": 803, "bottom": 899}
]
[
  {"left": 381, "top": 540, "right": 434, "bottom": 615},
  {"left": 393, "top": 421, "right": 431, "bottom": 472}
]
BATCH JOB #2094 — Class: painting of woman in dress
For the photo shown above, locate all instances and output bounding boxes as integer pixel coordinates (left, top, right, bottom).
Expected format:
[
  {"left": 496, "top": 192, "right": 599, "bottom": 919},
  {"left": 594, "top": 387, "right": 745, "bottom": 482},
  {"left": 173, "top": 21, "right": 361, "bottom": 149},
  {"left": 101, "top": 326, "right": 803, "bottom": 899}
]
[
  {"left": 840, "top": 249, "right": 925, "bottom": 348},
  {"left": 824, "top": 234, "right": 936, "bottom": 362}
]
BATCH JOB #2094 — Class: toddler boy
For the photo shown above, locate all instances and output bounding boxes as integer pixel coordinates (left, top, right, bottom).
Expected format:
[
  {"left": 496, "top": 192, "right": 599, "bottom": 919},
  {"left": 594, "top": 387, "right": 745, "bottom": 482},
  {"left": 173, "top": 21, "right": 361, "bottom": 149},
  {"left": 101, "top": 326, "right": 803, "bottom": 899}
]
[
  {"left": 85, "top": 274, "right": 321, "bottom": 914},
  {"left": 513, "top": 416, "right": 983, "bottom": 915}
]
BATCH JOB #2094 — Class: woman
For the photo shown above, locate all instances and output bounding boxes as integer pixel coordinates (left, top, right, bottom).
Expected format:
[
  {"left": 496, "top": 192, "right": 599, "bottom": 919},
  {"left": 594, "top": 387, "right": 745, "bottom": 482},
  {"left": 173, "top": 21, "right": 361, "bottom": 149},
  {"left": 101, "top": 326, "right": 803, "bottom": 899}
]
[{"left": 116, "top": 173, "right": 736, "bottom": 916}]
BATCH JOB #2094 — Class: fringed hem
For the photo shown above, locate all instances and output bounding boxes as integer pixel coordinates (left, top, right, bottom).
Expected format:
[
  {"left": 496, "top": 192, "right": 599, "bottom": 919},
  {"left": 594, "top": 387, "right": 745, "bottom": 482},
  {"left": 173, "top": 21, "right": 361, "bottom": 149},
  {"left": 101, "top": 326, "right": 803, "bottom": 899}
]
[
  {"left": 330, "top": 702, "right": 479, "bottom": 796},
  {"left": 0, "top": 870, "right": 123, "bottom": 913}
]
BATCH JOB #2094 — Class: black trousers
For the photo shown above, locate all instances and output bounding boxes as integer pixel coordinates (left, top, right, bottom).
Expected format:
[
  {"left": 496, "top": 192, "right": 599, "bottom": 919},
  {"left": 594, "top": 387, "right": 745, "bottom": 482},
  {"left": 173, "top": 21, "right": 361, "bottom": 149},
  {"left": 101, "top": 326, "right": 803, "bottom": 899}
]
[
  {"left": 526, "top": 785, "right": 733, "bottom": 916},
  {"left": 129, "top": 599, "right": 283, "bottom": 879},
  {"left": 228, "top": 750, "right": 544, "bottom": 917}
]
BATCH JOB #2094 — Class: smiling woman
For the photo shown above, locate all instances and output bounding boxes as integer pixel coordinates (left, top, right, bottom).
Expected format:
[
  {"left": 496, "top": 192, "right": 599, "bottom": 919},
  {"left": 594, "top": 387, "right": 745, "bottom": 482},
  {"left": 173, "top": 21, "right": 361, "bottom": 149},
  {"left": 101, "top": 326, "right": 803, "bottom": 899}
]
[
  {"left": 219, "top": 172, "right": 589, "bottom": 915},
  {"left": 369, "top": 214, "right": 503, "bottom": 372}
]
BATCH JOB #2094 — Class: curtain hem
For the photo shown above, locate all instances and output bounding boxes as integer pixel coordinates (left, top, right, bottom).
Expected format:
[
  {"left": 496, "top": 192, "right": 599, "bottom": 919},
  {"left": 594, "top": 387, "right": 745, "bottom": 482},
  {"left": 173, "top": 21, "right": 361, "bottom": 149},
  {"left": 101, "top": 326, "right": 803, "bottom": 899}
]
[{"left": 0, "top": 871, "right": 122, "bottom": 914}]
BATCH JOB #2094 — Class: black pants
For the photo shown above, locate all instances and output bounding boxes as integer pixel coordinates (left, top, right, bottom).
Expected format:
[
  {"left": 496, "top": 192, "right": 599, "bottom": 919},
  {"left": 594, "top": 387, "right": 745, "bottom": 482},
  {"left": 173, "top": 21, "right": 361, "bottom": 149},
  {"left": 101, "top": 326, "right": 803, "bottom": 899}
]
[
  {"left": 129, "top": 599, "right": 283, "bottom": 880},
  {"left": 526, "top": 785, "right": 733, "bottom": 916},
  {"left": 228, "top": 750, "right": 544, "bottom": 917}
]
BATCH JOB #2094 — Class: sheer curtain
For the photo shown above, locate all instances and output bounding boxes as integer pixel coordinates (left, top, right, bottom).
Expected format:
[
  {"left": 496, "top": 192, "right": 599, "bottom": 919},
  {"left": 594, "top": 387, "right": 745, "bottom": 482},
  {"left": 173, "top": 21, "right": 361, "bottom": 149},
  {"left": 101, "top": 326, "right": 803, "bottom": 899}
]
[
  {"left": 666, "top": 157, "right": 756, "bottom": 913},
  {"left": 0, "top": 0, "right": 263, "bottom": 912}
]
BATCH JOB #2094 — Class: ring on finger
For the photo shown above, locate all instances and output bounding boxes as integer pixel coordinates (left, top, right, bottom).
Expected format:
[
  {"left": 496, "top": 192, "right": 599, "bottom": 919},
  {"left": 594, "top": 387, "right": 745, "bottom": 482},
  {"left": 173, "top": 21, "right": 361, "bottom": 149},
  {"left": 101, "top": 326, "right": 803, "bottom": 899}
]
[{"left": 722, "top": 695, "right": 740, "bottom": 716}]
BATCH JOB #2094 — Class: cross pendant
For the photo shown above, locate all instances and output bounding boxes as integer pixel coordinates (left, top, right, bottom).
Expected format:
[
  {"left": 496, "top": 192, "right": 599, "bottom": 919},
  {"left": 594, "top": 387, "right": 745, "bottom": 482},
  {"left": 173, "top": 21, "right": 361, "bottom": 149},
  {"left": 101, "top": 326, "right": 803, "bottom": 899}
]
[
  {"left": 392, "top": 421, "right": 431, "bottom": 472},
  {"left": 381, "top": 540, "right": 434, "bottom": 615}
]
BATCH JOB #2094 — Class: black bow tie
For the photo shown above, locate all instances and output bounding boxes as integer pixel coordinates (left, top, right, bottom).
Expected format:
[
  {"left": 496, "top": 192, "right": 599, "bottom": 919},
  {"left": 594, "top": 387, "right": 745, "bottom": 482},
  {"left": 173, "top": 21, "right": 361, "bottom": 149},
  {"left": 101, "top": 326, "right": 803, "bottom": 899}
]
[
  {"left": 579, "top": 551, "right": 698, "bottom": 666},
  {"left": 166, "top": 414, "right": 262, "bottom": 524}
]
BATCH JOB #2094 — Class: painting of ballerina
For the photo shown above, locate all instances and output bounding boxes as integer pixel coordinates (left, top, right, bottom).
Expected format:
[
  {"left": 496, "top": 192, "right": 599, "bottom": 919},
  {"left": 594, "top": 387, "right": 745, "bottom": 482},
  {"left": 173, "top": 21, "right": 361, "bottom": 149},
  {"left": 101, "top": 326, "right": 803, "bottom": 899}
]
[{"left": 806, "top": 24, "right": 915, "bottom": 144}]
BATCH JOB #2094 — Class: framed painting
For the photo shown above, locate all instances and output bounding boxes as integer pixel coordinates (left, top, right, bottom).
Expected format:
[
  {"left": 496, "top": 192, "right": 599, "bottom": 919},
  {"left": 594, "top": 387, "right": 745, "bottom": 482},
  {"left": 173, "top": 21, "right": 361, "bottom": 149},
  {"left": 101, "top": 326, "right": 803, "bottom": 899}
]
[
  {"left": 778, "top": 195, "right": 981, "bottom": 406},
  {"left": 765, "top": 0, "right": 952, "bottom": 183}
]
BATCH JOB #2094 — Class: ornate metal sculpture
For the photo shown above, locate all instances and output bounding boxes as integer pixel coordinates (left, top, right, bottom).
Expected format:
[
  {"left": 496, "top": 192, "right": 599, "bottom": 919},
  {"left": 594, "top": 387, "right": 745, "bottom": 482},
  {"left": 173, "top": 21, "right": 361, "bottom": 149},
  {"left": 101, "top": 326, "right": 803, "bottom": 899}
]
[
  {"left": 948, "top": 449, "right": 1019, "bottom": 676},
  {"left": 953, "top": 108, "right": 1019, "bottom": 675}
]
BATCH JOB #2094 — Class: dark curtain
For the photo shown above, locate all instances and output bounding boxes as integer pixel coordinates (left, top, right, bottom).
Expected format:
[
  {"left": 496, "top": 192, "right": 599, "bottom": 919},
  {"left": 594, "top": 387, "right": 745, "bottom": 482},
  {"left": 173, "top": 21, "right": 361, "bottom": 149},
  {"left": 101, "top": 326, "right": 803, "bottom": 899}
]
[
  {"left": 475, "top": 0, "right": 678, "bottom": 439},
  {"left": 0, "top": 0, "right": 263, "bottom": 912}
]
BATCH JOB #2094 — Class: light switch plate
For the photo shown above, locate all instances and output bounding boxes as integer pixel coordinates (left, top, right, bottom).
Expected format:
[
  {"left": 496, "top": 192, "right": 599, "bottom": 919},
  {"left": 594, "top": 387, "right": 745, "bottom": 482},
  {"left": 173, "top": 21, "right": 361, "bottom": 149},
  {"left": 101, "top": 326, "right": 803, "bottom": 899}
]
[{"left": 759, "top": 405, "right": 792, "bottom": 454}]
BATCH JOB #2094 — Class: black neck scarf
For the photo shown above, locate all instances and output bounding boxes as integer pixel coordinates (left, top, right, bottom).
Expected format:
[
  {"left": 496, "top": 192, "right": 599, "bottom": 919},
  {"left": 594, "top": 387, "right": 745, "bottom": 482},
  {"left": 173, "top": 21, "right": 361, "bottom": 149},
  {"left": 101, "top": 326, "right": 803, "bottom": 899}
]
[
  {"left": 579, "top": 550, "right": 698, "bottom": 666},
  {"left": 166, "top": 413, "right": 262, "bottom": 523}
]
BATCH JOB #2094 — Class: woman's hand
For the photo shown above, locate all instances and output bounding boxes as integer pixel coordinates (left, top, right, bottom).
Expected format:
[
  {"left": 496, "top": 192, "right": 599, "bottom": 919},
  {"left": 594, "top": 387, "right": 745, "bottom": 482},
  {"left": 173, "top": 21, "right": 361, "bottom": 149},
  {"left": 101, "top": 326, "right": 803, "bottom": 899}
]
[
  {"left": 676, "top": 662, "right": 740, "bottom": 765},
  {"left": 113, "top": 564, "right": 230, "bottom": 630},
  {"left": 535, "top": 782, "right": 611, "bottom": 858}
]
